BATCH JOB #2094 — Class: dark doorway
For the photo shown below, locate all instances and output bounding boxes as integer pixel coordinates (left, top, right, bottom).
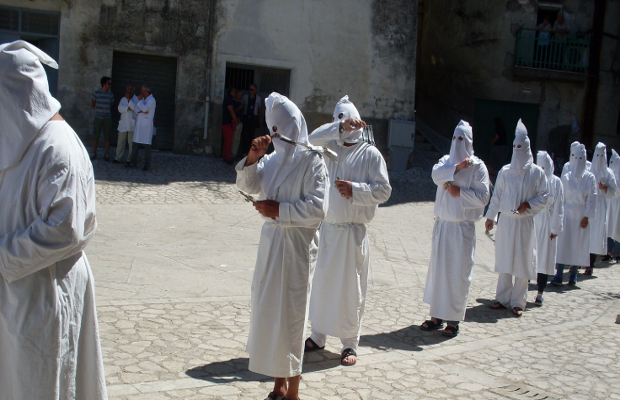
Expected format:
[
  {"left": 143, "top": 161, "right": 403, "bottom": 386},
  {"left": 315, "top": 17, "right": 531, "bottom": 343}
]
[{"left": 111, "top": 51, "right": 178, "bottom": 150}]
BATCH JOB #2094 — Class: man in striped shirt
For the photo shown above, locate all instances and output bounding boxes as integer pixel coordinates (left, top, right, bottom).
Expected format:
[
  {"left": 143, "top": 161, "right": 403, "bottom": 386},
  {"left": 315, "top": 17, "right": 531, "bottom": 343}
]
[{"left": 91, "top": 76, "right": 115, "bottom": 161}]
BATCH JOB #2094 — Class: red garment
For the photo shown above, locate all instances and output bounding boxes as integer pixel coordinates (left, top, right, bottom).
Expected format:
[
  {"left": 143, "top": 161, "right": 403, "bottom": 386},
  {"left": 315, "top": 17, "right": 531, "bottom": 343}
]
[{"left": 222, "top": 123, "right": 234, "bottom": 161}]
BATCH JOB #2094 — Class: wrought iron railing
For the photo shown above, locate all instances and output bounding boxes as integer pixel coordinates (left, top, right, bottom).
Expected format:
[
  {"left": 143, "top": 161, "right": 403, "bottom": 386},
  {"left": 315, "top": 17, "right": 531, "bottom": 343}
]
[{"left": 514, "top": 27, "right": 591, "bottom": 73}]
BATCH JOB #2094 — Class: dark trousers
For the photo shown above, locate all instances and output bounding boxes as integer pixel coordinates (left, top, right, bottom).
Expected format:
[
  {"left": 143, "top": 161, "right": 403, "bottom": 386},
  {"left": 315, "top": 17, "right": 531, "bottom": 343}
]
[
  {"left": 129, "top": 142, "right": 151, "bottom": 168},
  {"left": 537, "top": 273, "right": 548, "bottom": 293}
]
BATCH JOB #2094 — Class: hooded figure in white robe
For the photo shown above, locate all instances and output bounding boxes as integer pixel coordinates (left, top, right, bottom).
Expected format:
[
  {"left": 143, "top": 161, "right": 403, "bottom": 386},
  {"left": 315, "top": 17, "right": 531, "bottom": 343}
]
[
  {"left": 307, "top": 96, "right": 392, "bottom": 357},
  {"left": 555, "top": 144, "right": 596, "bottom": 268},
  {"left": 589, "top": 142, "right": 617, "bottom": 255},
  {"left": 562, "top": 141, "right": 591, "bottom": 176},
  {"left": 485, "top": 120, "right": 548, "bottom": 312},
  {"left": 422, "top": 121, "right": 490, "bottom": 326},
  {"left": 236, "top": 93, "right": 328, "bottom": 379},
  {"left": 0, "top": 41, "right": 107, "bottom": 399},
  {"left": 607, "top": 149, "right": 620, "bottom": 245},
  {"left": 534, "top": 151, "right": 564, "bottom": 275}
]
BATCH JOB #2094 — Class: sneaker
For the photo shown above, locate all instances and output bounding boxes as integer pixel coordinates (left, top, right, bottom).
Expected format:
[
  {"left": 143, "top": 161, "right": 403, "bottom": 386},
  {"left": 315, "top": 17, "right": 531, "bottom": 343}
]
[
  {"left": 550, "top": 278, "right": 563, "bottom": 286},
  {"left": 535, "top": 294, "right": 544, "bottom": 305},
  {"left": 568, "top": 277, "right": 577, "bottom": 285},
  {"left": 615, "top": 256, "right": 620, "bottom": 263},
  {"left": 602, "top": 255, "right": 613, "bottom": 262},
  {"left": 90, "top": 153, "right": 97, "bottom": 160},
  {"left": 104, "top": 153, "right": 110, "bottom": 162}
]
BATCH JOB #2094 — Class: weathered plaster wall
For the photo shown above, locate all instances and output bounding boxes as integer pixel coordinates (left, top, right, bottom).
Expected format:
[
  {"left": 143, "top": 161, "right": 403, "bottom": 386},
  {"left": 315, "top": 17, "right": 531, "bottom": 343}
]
[
  {"left": 417, "top": 0, "right": 619, "bottom": 154},
  {"left": 211, "top": 0, "right": 417, "bottom": 154},
  {"left": 1, "top": 0, "right": 212, "bottom": 153}
]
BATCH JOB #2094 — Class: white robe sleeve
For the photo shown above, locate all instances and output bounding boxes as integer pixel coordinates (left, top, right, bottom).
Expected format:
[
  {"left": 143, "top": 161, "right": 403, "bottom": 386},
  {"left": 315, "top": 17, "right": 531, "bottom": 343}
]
[
  {"left": 351, "top": 148, "right": 392, "bottom": 206},
  {"left": 308, "top": 122, "right": 340, "bottom": 147},
  {"left": 138, "top": 97, "right": 155, "bottom": 115},
  {"left": 485, "top": 168, "right": 505, "bottom": 221},
  {"left": 551, "top": 178, "right": 564, "bottom": 234},
  {"left": 278, "top": 155, "right": 327, "bottom": 228},
  {"left": 0, "top": 156, "right": 97, "bottom": 283},
  {"left": 526, "top": 171, "right": 549, "bottom": 216},
  {"left": 584, "top": 175, "right": 597, "bottom": 218},
  {"left": 431, "top": 156, "right": 456, "bottom": 185},
  {"left": 235, "top": 157, "right": 262, "bottom": 195},
  {"left": 460, "top": 162, "right": 491, "bottom": 210},
  {"left": 118, "top": 97, "right": 129, "bottom": 113},
  {"left": 603, "top": 169, "right": 617, "bottom": 198}
]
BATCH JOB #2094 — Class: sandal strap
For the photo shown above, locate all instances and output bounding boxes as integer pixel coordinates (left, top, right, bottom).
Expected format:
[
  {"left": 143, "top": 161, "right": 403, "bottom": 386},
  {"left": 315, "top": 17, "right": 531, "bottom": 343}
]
[{"left": 341, "top": 347, "right": 357, "bottom": 358}]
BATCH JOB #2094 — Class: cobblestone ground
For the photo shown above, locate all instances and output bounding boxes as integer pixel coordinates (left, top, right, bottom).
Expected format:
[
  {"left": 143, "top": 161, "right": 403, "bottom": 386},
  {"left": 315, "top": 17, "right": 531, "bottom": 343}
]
[{"left": 89, "top": 150, "right": 620, "bottom": 400}]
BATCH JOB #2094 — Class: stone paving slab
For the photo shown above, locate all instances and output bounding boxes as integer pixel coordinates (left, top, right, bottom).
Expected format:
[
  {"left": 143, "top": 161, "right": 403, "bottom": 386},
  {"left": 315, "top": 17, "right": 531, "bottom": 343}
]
[{"left": 88, "top": 151, "right": 620, "bottom": 399}]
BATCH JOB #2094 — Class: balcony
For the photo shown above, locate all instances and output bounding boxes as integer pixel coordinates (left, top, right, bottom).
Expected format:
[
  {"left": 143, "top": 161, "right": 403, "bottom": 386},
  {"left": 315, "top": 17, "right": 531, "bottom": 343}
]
[{"left": 513, "top": 27, "right": 591, "bottom": 82}]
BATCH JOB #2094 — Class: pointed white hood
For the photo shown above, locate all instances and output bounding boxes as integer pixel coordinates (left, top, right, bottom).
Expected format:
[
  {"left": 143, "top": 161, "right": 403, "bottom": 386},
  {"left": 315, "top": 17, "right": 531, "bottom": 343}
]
[
  {"left": 536, "top": 150, "right": 554, "bottom": 178},
  {"left": 262, "top": 92, "right": 309, "bottom": 198},
  {"left": 510, "top": 119, "right": 533, "bottom": 169},
  {"left": 333, "top": 95, "right": 363, "bottom": 145},
  {"left": 568, "top": 141, "right": 581, "bottom": 171},
  {"left": 591, "top": 142, "right": 608, "bottom": 182},
  {"left": 609, "top": 149, "right": 620, "bottom": 181},
  {"left": 574, "top": 144, "right": 587, "bottom": 178},
  {"left": 447, "top": 120, "right": 474, "bottom": 165},
  {"left": 0, "top": 40, "right": 60, "bottom": 171}
]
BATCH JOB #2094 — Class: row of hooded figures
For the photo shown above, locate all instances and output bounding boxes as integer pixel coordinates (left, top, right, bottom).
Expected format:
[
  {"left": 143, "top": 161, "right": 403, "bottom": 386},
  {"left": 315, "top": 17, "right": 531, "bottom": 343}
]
[{"left": 0, "top": 40, "right": 615, "bottom": 400}]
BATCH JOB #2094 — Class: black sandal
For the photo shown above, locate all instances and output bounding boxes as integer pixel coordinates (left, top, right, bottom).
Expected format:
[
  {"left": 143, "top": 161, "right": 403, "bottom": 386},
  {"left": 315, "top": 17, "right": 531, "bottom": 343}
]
[
  {"left": 340, "top": 348, "right": 357, "bottom": 366},
  {"left": 420, "top": 319, "right": 444, "bottom": 331},
  {"left": 441, "top": 325, "right": 459, "bottom": 337},
  {"left": 304, "top": 337, "right": 324, "bottom": 352},
  {"left": 266, "top": 392, "right": 283, "bottom": 400}
]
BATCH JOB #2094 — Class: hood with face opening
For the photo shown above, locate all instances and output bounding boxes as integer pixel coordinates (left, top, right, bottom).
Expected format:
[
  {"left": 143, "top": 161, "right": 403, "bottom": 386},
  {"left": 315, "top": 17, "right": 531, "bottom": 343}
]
[
  {"left": 262, "top": 92, "right": 309, "bottom": 198},
  {"left": 591, "top": 142, "right": 608, "bottom": 181},
  {"left": 573, "top": 144, "right": 587, "bottom": 177},
  {"left": 609, "top": 149, "right": 620, "bottom": 180},
  {"left": 447, "top": 120, "right": 474, "bottom": 165},
  {"left": 510, "top": 119, "right": 533, "bottom": 169},
  {"left": 536, "top": 151, "right": 554, "bottom": 178},
  {"left": 333, "top": 95, "right": 363, "bottom": 145},
  {"left": 0, "top": 40, "right": 60, "bottom": 171}
]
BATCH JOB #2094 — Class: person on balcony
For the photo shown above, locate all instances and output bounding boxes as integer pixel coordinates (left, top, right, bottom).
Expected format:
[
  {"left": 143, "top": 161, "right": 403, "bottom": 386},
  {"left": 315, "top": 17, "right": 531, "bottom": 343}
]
[
  {"left": 536, "top": 16, "right": 553, "bottom": 69},
  {"left": 553, "top": 13, "right": 573, "bottom": 69}
]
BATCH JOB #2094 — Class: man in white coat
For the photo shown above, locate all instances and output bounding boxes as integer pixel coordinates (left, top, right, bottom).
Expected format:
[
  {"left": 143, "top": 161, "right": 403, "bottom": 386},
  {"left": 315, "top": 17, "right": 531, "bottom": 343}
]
[
  {"left": 114, "top": 83, "right": 138, "bottom": 163},
  {"left": 420, "top": 121, "right": 490, "bottom": 337},
  {"left": 0, "top": 41, "right": 107, "bottom": 399},
  {"left": 553, "top": 144, "right": 596, "bottom": 285},
  {"left": 305, "top": 96, "right": 392, "bottom": 365},
  {"left": 587, "top": 142, "right": 617, "bottom": 275},
  {"left": 485, "top": 120, "right": 548, "bottom": 316},
  {"left": 605, "top": 149, "right": 620, "bottom": 262},
  {"left": 127, "top": 84, "right": 156, "bottom": 171},
  {"left": 533, "top": 151, "right": 564, "bottom": 305},
  {"left": 236, "top": 93, "right": 328, "bottom": 400}
]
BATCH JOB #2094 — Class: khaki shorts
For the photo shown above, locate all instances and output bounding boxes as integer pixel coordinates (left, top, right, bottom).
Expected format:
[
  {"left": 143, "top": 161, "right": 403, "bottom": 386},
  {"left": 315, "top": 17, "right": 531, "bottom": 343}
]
[{"left": 93, "top": 117, "right": 112, "bottom": 139}]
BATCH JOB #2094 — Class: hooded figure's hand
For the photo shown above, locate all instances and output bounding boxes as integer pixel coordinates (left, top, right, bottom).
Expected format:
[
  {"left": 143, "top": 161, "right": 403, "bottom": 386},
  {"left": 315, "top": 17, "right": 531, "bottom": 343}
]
[
  {"left": 246, "top": 135, "right": 272, "bottom": 166},
  {"left": 341, "top": 118, "right": 366, "bottom": 132}
]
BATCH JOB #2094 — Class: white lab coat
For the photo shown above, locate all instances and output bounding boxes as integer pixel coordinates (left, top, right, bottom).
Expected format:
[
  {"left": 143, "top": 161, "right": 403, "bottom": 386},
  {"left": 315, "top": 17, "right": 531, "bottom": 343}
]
[
  {"left": 0, "top": 121, "right": 107, "bottom": 399},
  {"left": 117, "top": 94, "right": 138, "bottom": 132},
  {"left": 589, "top": 167, "right": 617, "bottom": 254},
  {"left": 424, "top": 155, "right": 490, "bottom": 321},
  {"left": 534, "top": 174, "right": 564, "bottom": 275},
  {"left": 236, "top": 150, "right": 327, "bottom": 378},
  {"left": 556, "top": 171, "right": 597, "bottom": 266},
  {"left": 133, "top": 95, "right": 156, "bottom": 145},
  {"left": 485, "top": 164, "right": 548, "bottom": 280},
  {"left": 308, "top": 123, "right": 392, "bottom": 339}
]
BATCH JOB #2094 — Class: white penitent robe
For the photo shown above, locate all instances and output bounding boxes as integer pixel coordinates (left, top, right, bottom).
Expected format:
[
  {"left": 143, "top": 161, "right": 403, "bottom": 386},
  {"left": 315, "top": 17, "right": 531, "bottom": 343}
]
[
  {"left": 556, "top": 171, "right": 597, "bottom": 266},
  {"left": 608, "top": 151, "right": 620, "bottom": 243},
  {"left": 117, "top": 94, "right": 138, "bottom": 132},
  {"left": 133, "top": 95, "right": 156, "bottom": 145},
  {"left": 534, "top": 174, "right": 564, "bottom": 275},
  {"left": 589, "top": 168, "right": 617, "bottom": 255},
  {"left": 236, "top": 150, "right": 327, "bottom": 378},
  {"left": 485, "top": 165, "right": 548, "bottom": 280},
  {"left": 424, "top": 155, "right": 490, "bottom": 321},
  {"left": 0, "top": 121, "right": 107, "bottom": 399},
  {"left": 308, "top": 122, "right": 392, "bottom": 339}
]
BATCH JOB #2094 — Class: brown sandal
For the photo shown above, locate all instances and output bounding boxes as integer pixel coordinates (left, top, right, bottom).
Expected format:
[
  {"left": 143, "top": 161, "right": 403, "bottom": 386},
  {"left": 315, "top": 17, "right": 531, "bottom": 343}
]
[
  {"left": 489, "top": 301, "right": 507, "bottom": 310},
  {"left": 512, "top": 307, "right": 523, "bottom": 316}
]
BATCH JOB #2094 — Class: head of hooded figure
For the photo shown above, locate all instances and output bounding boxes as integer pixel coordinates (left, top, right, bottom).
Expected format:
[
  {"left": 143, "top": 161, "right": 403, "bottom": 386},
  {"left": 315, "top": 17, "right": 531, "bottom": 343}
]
[
  {"left": 609, "top": 149, "right": 620, "bottom": 178},
  {"left": 568, "top": 140, "right": 581, "bottom": 169},
  {"left": 510, "top": 119, "right": 533, "bottom": 169},
  {"left": 0, "top": 40, "right": 60, "bottom": 172},
  {"left": 591, "top": 142, "right": 607, "bottom": 177},
  {"left": 332, "top": 95, "right": 363, "bottom": 146},
  {"left": 265, "top": 92, "right": 309, "bottom": 156},
  {"left": 536, "top": 151, "right": 554, "bottom": 178},
  {"left": 573, "top": 143, "right": 587, "bottom": 177},
  {"left": 448, "top": 120, "right": 474, "bottom": 165}
]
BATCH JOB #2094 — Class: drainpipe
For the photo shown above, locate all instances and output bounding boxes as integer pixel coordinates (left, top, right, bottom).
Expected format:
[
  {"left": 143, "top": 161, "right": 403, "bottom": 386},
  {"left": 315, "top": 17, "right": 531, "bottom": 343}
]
[
  {"left": 203, "top": 0, "right": 217, "bottom": 140},
  {"left": 581, "top": 0, "right": 606, "bottom": 149}
]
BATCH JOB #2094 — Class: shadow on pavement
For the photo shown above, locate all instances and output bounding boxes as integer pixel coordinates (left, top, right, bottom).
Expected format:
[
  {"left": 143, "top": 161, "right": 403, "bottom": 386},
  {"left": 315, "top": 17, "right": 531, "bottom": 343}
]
[
  {"left": 464, "top": 299, "right": 526, "bottom": 323},
  {"left": 185, "top": 354, "right": 341, "bottom": 384},
  {"left": 360, "top": 325, "right": 453, "bottom": 352}
]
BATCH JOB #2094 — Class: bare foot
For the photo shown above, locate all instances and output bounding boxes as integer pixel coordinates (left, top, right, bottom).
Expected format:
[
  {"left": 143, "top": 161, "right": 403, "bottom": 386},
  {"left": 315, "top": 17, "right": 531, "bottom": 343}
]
[{"left": 341, "top": 353, "right": 357, "bottom": 365}]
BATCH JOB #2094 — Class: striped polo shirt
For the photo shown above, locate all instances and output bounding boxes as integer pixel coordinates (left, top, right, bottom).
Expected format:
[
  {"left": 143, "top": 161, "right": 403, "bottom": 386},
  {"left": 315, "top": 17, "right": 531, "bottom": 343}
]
[{"left": 92, "top": 89, "right": 114, "bottom": 119}]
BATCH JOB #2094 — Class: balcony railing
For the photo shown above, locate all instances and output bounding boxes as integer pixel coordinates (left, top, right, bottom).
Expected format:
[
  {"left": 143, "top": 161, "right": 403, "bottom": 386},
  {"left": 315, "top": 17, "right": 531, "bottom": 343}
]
[{"left": 514, "top": 27, "right": 591, "bottom": 73}]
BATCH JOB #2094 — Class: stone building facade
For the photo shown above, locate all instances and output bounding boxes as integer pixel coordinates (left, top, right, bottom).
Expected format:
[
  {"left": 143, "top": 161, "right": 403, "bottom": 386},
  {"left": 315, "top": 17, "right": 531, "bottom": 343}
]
[
  {"left": 0, "top": 0, "right": 417, "bottom": 157},
  {"left": 416, "top": 0, "right": 620, "bottom": 168}
]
